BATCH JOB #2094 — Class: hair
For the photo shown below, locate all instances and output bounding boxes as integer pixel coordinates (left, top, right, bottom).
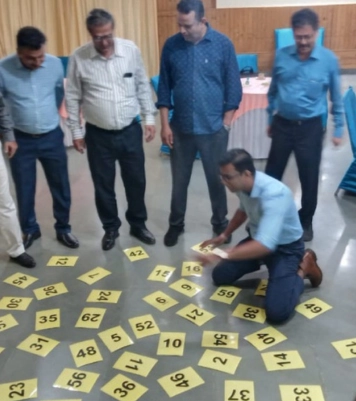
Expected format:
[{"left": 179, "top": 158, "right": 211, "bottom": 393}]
[
  {"left": 177, "top": 0, "right": 205, "bottom": 21},
  {"left": 86, "top": 8, "right": 115, "bottom": 31},
  {"left": 219, "top": 149, "right": 256, "bottom": 176},
  {"left": 16, "top": 27, "right": 46, "bottom": 50},
  {"left": 291, "top": 8, "right": 319, "bottom": 31}
]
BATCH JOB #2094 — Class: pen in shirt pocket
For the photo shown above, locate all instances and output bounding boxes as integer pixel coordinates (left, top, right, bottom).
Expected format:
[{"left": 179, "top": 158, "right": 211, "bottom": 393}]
[{"left": 124, "top": 72, "right": 133, "bottom": 78}]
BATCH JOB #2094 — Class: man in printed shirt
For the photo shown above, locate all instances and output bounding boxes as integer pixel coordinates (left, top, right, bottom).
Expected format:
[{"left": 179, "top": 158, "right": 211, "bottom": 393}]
[
  {"left": 0, "top": 27, "right": 79, "bottom": 250},
  {"left": 66, "top": 9, "right": 156, "bottom": 251},
  {"left": 157, "top": 0, "right": 242, "bottom": 247},
  {"left": 266, "top": 8, "right": 344, "bottom": 242},
  {"left": 198, "top": 149, "right": 322, "bottom": 324}
]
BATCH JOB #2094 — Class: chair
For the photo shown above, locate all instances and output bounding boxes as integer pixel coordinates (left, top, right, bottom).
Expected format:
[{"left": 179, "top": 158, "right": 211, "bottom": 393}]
[
  {"left": 335, "top": 87, "right": 356, "bottom": 196},
  {"left": 236, "top": 54, "right": 258, "bottom": 75},
  {"left": 274, "top": 27, "right": 325, "bottom": 50},
  {"left": 58, "top": 56, "right": 69, "bottom": 77}
]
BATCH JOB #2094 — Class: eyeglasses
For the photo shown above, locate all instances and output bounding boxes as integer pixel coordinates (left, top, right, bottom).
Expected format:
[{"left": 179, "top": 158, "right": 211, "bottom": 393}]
[
  {"left": 219, "top": 172, "right": 240, "bottom": 181},
  {"left": 93, "top": 33, "right": 113, "bottom": 42}
]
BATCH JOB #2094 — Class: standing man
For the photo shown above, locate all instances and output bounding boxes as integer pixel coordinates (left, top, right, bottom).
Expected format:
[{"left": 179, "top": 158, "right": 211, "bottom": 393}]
[
  {"left": 157, "top": 0, "right": 242, "bottom": 247},
  {"left": 0, "top": 27, "right": 79, "bottom": 250},
  {"left": 266, "top": 8, "right": 344, "bottom": 242},
  {"left": 66, "top": 8, "right": 156, "bottom": 251},
  {"left": 198, "top": 149, "right": 322, "bottom": 324}
]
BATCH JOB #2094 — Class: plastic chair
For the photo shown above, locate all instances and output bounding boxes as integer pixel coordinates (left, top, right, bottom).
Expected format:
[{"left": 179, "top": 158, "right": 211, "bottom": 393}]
[
  {"left": 236, "top": 54, "right": 258, "bottom": 74},
  {"left": 274, "top": 27, "right": 325, "bottom": 50},
  {"left": 58, "top": 56, "right": 69, "bottom": 77}
]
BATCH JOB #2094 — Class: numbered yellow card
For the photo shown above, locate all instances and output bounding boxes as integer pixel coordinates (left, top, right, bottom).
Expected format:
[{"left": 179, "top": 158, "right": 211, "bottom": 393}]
[
  {"left": 101, "top": 373, "right": 148, "bottom": 401},
  {"left": 191, "top": 242, "right": 214, "bottom": 255},
  {"left": 157, "top": 332, "right": 186, "bottom": 356},
  {"left": 113, "top": 351, "right": 158, "bottom": 377},
  {"left": 210, "top": 286, "right": 241, "bottom": 304},
  {"left": 70, "top": 339, "right": 103, "bottom": 367},
  {"left": 147, "top": 265, "right": 176, "bottom": 282},
  {"left": 295, "top": 297, "right": 332, "bottom": 319},
  {"left": 169, "top": 279, "right": 204, "bottom": 297},
  {"left": 98, "top": 325, "right": 134, "bottom": 353},
  {"left": 33, "top": 282, "right": 68, "bottom": 300},
  {"left": 77, "top": 267, "right": 111, "bottom": 285},
  {"left": 0, "top": 297, "right": 33, "bottom": 311},
  {"left": 198, "top": 349, "right": 241, "bottom": 375},
  {"left": 0, "top": 314, "right": 18, "bottom": 332},
  {"left": 176, "top": 304, "right": 215, "bottom": 326},
  {"left": 53, "top": 368, "right": 99, "bottom": 393},
  {"left": 332, "top": 337, "right": 356, "bottom": 359},
  {"left": 0, "top": 378, "right": 37, "bottom": 401},
  {"left": 0, "top": 347, "right": 4, "bottom": 354},
  {"left": 35, "top": 309, "right": 60, "bottom": 331},
  {"left": 3, "top": 273, "right": 38, "bottom": 289},
  {"left": 202, "top": 331, "right": 238, "bottom": 350},
  {"left": 124, "top": 246, "right": 149, "bottom": 262},
  {"left": 254, "top": 279, "right": 268, "bottom": 296},
  {"left": 75, "top": 308, "right": 106, "bottom": 329},
  {"left": 47, "top": 256, "right": 79, "bottom": 267},
  {"left": 244, "top": 326, "right": 287, "bottom": 351},
  {"left": 225, "top": 381, "right": 255, "bottom": 401},
  {"left": 181, "top": 261, "right": 203, "bottom": 277},
  {"left": 261, "top": 350, "right": 305, "bottom": 371},
  {"left": 232, "top": 303, "right": 266, "bottom": 324},
  {"left": 280, "top": 385, "right": 325, "bottom": 401},
  {"left": 17, "top": 334, "right": 59, "bottom": 357},
  {"left": 142, "top": 291, "right": 178, "bottom": 312},
  {"left": 158, "top": 366, "right": 204, "bottom": 397},
  {"left": 86, "top": 290, "right": 122, "bottom": 304},
  {"left": 42, "top": 399, "right": 82, "bottom": 401},
  {"left": 128, "top": 314, "right": 160, "bottom": 339}
]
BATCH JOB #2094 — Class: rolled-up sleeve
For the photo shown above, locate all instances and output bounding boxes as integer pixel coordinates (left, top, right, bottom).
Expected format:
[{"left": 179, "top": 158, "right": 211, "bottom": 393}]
[
  {"left": 0, "top": 92, "right": 15, "bottom": 142},
  {"left": 156, "top": 41, "right": 173, "bottom": 110},
  {"left": 224, "top": 41, "right": 242, "bottom": 111}
]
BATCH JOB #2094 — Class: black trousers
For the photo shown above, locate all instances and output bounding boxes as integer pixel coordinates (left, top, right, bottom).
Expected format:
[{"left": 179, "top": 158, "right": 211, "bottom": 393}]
[
  {"left": 85, "top": 121, "right": 147, "bottom": 232},
  {"left": 265, "top": 115, "right": 324, "bottom": 228}
]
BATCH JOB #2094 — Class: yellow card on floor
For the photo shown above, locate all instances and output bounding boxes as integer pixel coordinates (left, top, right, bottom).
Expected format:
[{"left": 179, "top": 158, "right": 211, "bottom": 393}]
[
  {"left": 261, "top": 350, "right": 305, "bottom": 371},
  {"left": 210, "top": 286, "right": 241, "bottom": 304},
  {"left": 332, "top": 337, "right": 356, "bottom": 359},
  {"left": 225, "top": 381, "right": 255, "bottom": 401},
  {"left": 280, "top": 385, "right": 325, "bottom": 401},
  {"left": 33, "top": 282, "right": 68, "bottom": 300},
  {"left": 113, "top": 351, "right": 158, "bottom": 377},
  {"left": 0, "top": 297, "right": 33, "bottom": 311},
  {"left": 128, "top": 314, "right": 160, "bottom": 339},
  {"left": 169, "top": 278, "right": 203, "bottom": 297},
  {"left": 176, "top": 304, "right": 215, "bottom": 326},
  {"left": 191, "top": 242, "right": 214, "bottom": 255},
  {"left": 0, "top": 314, "right": 18, "bottom": 332},
  {"left": 143, "top": 291, "right": 178, "bottom": 312},
  {"left": 232, "top": 303, "right": 266, "bottom": 323},
  {"left": 35, "top": 308, "right": 60, "bottom": 331},
  {"left": 101, "top": 373, "right": 148, "bottom": 401},
  {"left": 98, "top": 325, "right": 134, "bottom": 353},
  {"left": 202, "top": 331, "right": 238, "bottom": 349},
  {"left": 181, "top": 261, "right": 203, "bottom": 277},
  {"left": 158, "top": 366, "right": 204, "bottom": 397},
  {"left": 157, "top": 332, "right": 186, "bottom": 356},
  {"left": 124, "top": 246, "right": 149, "bottom": 262},
  {"left": 17, "top": 333, "right": 59, "bottom": 357},
  {"left": 3, "top": 273, "right": 38, "bottom": 289},
  {"left": 198, "top": 349, "right": 241, "bottom": 375},
  {"left": 77, "top": 267, "right": 111, "bottom": 285},
  {"left": 295, "top": 297, "right": 332, "bottom": 319},
  {"left": 70, "top": 339, "right": 103, "bottom": 367},
  {"left": 254, "top": 279, "right": 268, "bottom": 296},
  {"left": 75, "top": 308, "right": 106, "bottom": 329},
  {"left": 147, "top": 265, "right": 175, "bottom": 282},
  {"left": 0, "top": 347, "right": 4, "bottom": 354},
  {"left": 245, "top": 326, "right": 287, "bottom": 351},
  {"left": 86, "top": 290, "right": 122, "bottom": 304},
  {"left": 0, "top": 378, "right": 37, "bottom": 400},
  {"left": 53, "top": 368, "right": 99, "bottom": 393},
  {"left": 47, "top": 256, "right": 79, "bottom": 267}
]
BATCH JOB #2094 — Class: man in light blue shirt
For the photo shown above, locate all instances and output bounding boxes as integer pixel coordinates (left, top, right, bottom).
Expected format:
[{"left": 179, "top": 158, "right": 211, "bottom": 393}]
[
  {"left": 199, "top": 149, "right": 322, "bottom": 324},
  {"left": 266, "top": 8, "right": 344, "bottom": 242},
  {"left": 0, "top": 27, "right": 79, "bottom": 249}
]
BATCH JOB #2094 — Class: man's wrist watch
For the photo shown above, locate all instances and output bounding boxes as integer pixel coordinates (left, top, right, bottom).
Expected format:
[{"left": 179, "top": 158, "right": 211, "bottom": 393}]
[{"left": 223, "top": 124, "right": 231, "bottom": 132}]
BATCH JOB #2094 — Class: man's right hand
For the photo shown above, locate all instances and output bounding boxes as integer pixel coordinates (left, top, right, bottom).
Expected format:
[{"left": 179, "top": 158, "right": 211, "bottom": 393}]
[
  {"left": 73, "top": 139, "right": 86, "bottom": 154},
  {"left": 161, "top": 126, "right": 173, "bottom": 149},
  {"left": 200, "top": 234, "right": 227, "bottom": 249}
]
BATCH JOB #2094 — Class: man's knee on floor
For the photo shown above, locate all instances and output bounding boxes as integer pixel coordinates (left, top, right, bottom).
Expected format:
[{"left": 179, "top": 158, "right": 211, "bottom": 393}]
[
  {"left": 265, "top": 305, "right": 292, "bottom": 324},
  {"left": 212, "top": 267, "right": 231, "bottom": 286}
]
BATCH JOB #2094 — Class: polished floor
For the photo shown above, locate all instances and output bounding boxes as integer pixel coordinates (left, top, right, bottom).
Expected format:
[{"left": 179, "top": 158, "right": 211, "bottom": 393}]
[{"left": 0, "top": 76, "right": 356, "bottom": 401}]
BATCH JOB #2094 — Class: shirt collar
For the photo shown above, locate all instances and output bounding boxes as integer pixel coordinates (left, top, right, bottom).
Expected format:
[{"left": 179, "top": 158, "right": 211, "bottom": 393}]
[
  {"left": 288, "top": 44, "right": 321, "bottom": 60},
  {"left": 89, "top": 38, "right": 122, "bottom": 59},
  {"left": 15, "top": 54, "right": 48, "bottom": 69},
  {"left": 249, "top": 171, "right": 263, "bottom": 198}
]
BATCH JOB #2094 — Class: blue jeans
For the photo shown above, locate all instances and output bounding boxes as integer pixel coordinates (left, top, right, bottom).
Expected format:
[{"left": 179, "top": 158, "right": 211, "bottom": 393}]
[
  {"left": 212, "top": 237, "right": 305, "bottom": 323},
  {"left": 10, "top": 126, "right": 71, "bottom": 235}
]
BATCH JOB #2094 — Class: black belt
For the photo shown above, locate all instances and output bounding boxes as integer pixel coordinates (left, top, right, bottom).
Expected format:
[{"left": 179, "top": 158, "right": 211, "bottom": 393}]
[
  {"left": 87, "top": 119, "right": 138, "bottom": 134},
  {"left": 275, "top": 114, "right": 322, "bottom": 126},
  {"left": 14, "top": 129, "right": 51, "bottom": 138}
]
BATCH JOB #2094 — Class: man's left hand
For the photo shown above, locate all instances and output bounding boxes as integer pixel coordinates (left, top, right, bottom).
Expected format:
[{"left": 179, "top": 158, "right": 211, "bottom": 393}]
[
  {"left": 332, "top": 137, "right": 342, "bottom": 146},
  {"left": 195, "top": 253, "right": 222, "bottom": 267},
  {"left": 4, "top": 141, "right": 18, "bottom": 158},
  {"left": 144, "top": 125, "right": 156, "bottom": 142}
]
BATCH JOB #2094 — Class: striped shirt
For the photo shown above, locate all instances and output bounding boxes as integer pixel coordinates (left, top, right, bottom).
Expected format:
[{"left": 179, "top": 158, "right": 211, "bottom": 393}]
[{"left": 65, "top": 38, "right": 156, "bottom": 139}]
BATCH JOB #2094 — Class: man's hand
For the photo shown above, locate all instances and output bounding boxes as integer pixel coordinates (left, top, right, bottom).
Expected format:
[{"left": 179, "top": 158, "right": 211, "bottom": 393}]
[
  {"left": 73, "top": 139, "right": 86, "bottom": 154},
  {"left": 195, "top": 253, "right": 221, "bottom": 267},
  {"left": 144, "top": 125, "right": 156, "bottom": 142},
  {"left": 332, "top": 137, "right": 342, "bottom": 147},
  {"left": 267, "top": 126, "right": 272, "bottom": 137},
  {"left": 4, "top": 141, "right": 18, "bottom": 158},
  {"left": 161, "top": 126, "right": 174, "bottom": 149},
  {"left": 200, "top": 234, "right": 227, "bottom": 249}
]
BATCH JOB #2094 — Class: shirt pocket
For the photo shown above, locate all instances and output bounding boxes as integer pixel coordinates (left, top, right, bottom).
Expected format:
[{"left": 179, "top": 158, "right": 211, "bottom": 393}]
[
  {"left": 123, "top": 75, "right": 136, "bottom": 98},
  {"left": 303, "top": 78, "right": 326, "bottom": 101}
]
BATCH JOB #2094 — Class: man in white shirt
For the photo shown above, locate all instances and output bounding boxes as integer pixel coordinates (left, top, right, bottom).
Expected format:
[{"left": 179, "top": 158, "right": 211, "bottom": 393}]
[{"left": 66, "top": 8, "right": 157, "bottom": 250}]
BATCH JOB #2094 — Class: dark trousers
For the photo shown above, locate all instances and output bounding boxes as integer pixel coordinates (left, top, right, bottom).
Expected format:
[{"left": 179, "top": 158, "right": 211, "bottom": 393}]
[
  {"left": 265, "top": 115, "right": 324, "bottom": 228},
  {"left": 10, "top": 126, "right": 71, "bottom": 235},
  {"left": 169, "top": 127, "right": 229, "bottom": 230},
  {"left": 85, "top": 122, "right": 147, "bottom": 232},
  {"left": 212, "top": 237, "right": 305, "bottom": 323}
]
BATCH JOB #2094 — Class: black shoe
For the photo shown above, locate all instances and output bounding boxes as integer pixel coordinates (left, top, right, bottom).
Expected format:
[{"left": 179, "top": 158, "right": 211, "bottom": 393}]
[
  {"left": 164, "top": 226, "right": 184, "bottom": 247},
  {"left": 56, "top": 233, "right": 80, "bottom": 248},
  {"left": 10, "top": 252, "right": 36, "bottom": 268},
  {"left": 302, "top": 225, "right": 313, "bottom": 242},
  {"left": 130, "top": 227, "right": 156, "bottom": 245},
  {"left": 23, "top": 231, "right": 41, "bottom": 249},
  {"left": 213, "top": 226, "right": 232, "bottom": 244},
  {"left": 102, "top": 231, "right": 119, "bottom": 251}
]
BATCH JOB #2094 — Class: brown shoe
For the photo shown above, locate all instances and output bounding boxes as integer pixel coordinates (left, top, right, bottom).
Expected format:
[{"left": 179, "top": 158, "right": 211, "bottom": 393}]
[{"left": 299, "top": 248, "right": 323, "bottom": 288}]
